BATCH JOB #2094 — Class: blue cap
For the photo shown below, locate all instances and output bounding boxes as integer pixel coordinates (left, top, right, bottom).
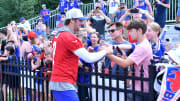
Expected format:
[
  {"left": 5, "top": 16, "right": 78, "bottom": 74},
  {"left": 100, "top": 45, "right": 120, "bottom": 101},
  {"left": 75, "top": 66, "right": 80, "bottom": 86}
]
[
  {"left": 78, "top": 17, "right": 89, "bottom": 20},
  {"left": 20, "top": 17, "right": 25, "bottom": 22},
  {"left": 32, "top": 45, "right": 41, "bottom": 54}
]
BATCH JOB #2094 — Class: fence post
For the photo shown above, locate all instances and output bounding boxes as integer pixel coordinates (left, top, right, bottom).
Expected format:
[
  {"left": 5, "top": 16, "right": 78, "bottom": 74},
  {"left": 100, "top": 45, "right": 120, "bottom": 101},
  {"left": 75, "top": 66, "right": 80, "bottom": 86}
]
[{"left": 148, "top": 59, "right": 156, "bottom": 101}]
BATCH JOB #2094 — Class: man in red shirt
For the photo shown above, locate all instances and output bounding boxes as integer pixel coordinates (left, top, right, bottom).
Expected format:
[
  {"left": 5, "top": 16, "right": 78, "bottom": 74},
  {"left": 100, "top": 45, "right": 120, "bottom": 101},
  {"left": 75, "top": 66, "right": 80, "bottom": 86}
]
[{"left": 49, "top": 8, "right": 113, "bottom": 101}]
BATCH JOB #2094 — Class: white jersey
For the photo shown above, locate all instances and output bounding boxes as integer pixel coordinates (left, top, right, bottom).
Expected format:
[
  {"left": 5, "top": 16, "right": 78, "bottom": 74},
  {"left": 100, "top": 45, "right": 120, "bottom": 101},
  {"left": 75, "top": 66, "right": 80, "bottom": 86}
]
[{"left": 108, "top": 0, "right": 119, "bottom": 14}]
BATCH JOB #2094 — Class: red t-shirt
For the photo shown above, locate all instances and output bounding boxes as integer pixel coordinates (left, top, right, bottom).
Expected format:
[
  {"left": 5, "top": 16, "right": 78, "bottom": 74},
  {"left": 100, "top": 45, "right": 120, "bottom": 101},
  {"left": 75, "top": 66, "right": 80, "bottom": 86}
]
[{"left": 50, "top": 31, "right": 83, "bottom": 84}]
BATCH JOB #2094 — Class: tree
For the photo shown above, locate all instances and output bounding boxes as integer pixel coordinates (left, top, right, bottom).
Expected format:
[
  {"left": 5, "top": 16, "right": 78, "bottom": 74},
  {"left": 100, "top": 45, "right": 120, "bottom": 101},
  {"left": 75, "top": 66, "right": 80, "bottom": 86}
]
[
  {"left": 0, "top": 0, "right": 38, "bottom": 27},
  {"left": 0, "top": 0, "right": 95, "bottom": 28}
]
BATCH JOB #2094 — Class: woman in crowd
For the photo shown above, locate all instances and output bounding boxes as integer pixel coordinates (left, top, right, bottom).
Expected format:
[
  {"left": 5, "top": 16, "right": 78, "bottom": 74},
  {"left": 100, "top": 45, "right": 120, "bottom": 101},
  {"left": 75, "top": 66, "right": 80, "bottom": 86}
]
[{"left": 146, "top": 22, "right": 165, "bottom": 63}]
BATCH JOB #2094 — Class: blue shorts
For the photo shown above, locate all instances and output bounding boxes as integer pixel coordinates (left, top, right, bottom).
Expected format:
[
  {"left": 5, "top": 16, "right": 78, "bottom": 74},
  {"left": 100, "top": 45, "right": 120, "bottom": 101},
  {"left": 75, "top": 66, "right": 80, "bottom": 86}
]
[
  {"left": 44, "top": 20, "right": 50, "bottom": 27},
  {"left": 155, "top": 15, "right": 166, "bottom": 28},
  {"left": 52, "top": 90, "right": 79, "bottom": 101},
  {"left": 177, "top": 7, "right": 180, "bottom": 16}
]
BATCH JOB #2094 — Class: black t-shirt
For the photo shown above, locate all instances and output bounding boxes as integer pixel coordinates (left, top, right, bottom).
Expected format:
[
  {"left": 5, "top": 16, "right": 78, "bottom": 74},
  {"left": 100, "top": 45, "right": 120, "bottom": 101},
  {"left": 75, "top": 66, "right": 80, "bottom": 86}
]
[{"left": 90, "top": 16, "right": 106, "bottom": 36}]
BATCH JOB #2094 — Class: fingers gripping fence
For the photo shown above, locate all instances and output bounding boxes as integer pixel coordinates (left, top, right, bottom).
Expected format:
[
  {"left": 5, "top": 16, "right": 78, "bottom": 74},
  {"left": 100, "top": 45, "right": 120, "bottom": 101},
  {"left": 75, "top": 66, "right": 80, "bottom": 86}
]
[{"left": 0, "top": 57, "right": 156, "bottom": 101}]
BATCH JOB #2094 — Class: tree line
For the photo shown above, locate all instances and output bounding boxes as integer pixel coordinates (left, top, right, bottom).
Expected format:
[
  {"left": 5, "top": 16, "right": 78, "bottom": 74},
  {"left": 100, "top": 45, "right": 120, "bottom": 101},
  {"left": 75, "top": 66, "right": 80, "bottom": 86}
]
[{"left": 0, "top": 0, "right": 92, "bottom": 28}]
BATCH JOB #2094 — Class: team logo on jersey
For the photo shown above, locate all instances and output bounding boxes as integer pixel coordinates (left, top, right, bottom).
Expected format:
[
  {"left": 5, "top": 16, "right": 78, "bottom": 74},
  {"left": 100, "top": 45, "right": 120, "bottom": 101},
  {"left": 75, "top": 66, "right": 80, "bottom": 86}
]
[{"left": 72, "top": 40, "right": 78, "bottom": 43}]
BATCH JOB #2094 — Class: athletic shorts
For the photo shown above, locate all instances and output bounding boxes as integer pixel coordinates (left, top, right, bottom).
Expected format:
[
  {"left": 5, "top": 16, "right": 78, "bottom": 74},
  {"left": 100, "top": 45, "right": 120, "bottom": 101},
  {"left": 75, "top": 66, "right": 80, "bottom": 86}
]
[
  {"left": 155, "top": 15, "right": 166, "bottom": 28},
  {"left": 52, "top": 90, "right": 79, "bottom": 101},
  {"left": 44, "top": 20, "right": 50, "bottom": 27}
]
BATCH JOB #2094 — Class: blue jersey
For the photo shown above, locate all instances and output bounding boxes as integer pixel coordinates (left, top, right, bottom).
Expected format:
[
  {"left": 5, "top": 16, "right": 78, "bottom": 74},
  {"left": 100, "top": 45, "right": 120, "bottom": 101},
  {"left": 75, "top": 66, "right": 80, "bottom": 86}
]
[
  {"left": 78, "top": 45, "right": 100, "bottom": 83},
  {"left": 56, "top": 14, "right": 61, "bottom": 21},
  {"left": 40, "top": 9, "right": 50, "bottom": 21},
  {"left": 2, "top": 56, "right": 18, "bottom": 73},
  {"left": 133, "top": 0, "right": 147, "bottom": 10},
  {"left": 156, "top": 0, "right": 169, "bottom": 16},
  {"left": 151, "top": 40, "right": 165, "bottom": 63},
  {"left": 104, "top": 41, "right": 132, "bottom": 76},
  {"left": 133, "top": 0, "right": 148, "bottom": 19},
  {"left": 68, "top": 0, "right": 78, "bottom": 10},
  {"left": 77, "top": 0, "right": 82, "bottom": 8},
  {"left": 59, "top": 0, "right": 68, "bottom": 13}
]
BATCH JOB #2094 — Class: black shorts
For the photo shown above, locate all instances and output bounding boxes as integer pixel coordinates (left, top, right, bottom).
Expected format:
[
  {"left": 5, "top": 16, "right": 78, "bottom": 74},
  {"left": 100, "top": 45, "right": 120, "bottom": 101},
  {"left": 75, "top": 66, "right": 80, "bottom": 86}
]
[{"left": 2, "top": 74, "right": 20, "bottom": 88}]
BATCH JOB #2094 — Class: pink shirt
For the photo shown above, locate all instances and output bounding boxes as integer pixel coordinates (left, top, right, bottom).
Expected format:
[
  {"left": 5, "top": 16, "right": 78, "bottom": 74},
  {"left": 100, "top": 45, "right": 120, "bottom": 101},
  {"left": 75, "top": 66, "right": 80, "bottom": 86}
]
[
  {"left": 20, "top": 41, "right": 33, "bottom": 58},
  {"left": 129, "top": 39, "right": 153, "bottom": 92}
]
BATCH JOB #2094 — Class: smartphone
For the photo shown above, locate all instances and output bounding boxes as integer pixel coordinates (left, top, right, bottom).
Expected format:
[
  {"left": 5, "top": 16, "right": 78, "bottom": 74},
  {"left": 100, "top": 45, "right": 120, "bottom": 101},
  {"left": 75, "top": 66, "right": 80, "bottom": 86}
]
[
  {"left": 130, "top": 8, "right": 139, "bottom": 13},
  {"left": 120, "top": 7, "right": 125, "bottom": 10},
  {"left": 115, "top": 46, "right": 123, "bottom": 55}
]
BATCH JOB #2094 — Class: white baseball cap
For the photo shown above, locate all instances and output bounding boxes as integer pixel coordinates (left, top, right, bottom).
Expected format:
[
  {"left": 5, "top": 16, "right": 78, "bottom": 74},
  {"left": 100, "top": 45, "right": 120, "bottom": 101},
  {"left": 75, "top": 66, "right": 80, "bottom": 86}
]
[
  {"left": 42, "top": 4, "right": 46, "bottom": 7},
  {"left": 66, "top": 8, "right": 88, "bottom": 20}
]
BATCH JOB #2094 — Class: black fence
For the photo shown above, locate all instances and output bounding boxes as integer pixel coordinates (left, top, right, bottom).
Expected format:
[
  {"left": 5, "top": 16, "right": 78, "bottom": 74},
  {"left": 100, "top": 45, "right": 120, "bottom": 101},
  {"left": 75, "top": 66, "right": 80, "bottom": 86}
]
[{"left": 0, "top": 57, "right": 157, "bottom": 101}]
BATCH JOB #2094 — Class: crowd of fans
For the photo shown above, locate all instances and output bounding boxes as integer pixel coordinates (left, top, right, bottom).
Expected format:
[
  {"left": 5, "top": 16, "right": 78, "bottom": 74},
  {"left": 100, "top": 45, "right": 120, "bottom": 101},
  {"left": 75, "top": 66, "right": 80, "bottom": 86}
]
[{"left": 0, "top": 0, "right": 180, "bottom": 101}]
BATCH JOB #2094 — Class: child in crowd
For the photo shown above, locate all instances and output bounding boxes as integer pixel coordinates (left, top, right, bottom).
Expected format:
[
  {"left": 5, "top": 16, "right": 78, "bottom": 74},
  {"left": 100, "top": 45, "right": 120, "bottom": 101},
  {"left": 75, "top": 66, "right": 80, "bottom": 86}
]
[
  {"left": 35, "top": 18, "right": 47, "bottom": 39},
  {"left": 56, "top": 13, "right": 66, "bottom": 30},
  {"left": 146, "top": 22, "right": 165, "bottom": 63},
  {"left": 0, "top": 46, "right": 19, "bottom": 101},
  {"left": 107, "top": 19, "right": 153, "bottom": 101}
]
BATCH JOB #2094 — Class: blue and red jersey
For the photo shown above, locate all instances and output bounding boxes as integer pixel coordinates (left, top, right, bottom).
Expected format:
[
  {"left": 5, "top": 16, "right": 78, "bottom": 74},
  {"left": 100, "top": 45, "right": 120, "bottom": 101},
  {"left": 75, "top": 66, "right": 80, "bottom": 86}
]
[
  {"left": 59, "top": 0, "right": 68, "bottom": 13},
  {"left": 40, "top": 9, "right": 50, "bottom": 21},
  {"left": 68, "top": 0, "right": 78, "bottom": 10}
]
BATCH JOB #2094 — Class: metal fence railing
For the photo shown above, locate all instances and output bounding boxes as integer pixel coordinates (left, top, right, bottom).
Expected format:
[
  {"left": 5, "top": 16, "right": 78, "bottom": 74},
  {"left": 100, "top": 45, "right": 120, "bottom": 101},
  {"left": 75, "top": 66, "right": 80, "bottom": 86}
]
[
  {"left": 0, "top": 1, "right": 178, "bottom": 30},
  {"left": 0, "top": 57, "right": 157, "bottom": 101}
]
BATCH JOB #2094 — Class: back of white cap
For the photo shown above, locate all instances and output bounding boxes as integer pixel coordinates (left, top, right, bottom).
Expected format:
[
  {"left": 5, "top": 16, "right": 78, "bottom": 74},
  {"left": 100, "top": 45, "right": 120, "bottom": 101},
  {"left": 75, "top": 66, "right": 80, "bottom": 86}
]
[{"left": 66, "top": 8, "right": 88, "bottom": 20}]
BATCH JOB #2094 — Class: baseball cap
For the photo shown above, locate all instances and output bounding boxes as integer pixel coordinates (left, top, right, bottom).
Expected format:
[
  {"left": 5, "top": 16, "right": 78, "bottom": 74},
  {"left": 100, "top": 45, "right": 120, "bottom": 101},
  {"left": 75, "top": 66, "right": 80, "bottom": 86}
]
[
  {"left": 166, "top": 47, "right": 180, "bottom": 64},
  {"left": 66, "top": 8, "right": 88, "bottom": 20},
  {"left": 42, "top": 4, "right": 46, "bottom": 7},
  {"left": 20, "top": 17, "right": 25, "bottom": 22},
  {"left": 28, "top": 31, "right": 37, "bottom": 39}
]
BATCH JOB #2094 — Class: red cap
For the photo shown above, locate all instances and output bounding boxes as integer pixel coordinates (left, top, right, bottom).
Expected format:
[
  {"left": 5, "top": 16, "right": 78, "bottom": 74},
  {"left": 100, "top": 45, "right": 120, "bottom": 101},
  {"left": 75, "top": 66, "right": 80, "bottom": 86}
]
[{"left": 28, "top": 31, "right": 37, "bottom": 39}]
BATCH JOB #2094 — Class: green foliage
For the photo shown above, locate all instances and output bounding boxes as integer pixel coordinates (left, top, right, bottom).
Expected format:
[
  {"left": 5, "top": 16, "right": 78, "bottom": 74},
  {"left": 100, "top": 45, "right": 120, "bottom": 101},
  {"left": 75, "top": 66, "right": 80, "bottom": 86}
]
[
  {"left": 0, "top": 0, "right": 38, "bottom": 27},
  {"left": 0, "top": 0, "right": 95, "bottom": 27}
]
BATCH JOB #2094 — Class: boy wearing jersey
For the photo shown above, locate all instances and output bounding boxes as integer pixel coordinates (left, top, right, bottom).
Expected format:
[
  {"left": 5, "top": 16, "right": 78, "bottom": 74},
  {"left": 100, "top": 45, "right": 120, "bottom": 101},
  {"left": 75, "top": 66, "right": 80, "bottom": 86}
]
[
  {"left": 107, "top": 19, "right": 153, "bottom": 101},
  {"left": 68, "top": 0, "right": 79, "bottom": 10},
  {"left": 133, "top": 0, "right": 153, "bottom": 19},
  {"left": 40, "top": 4, "right": 50, "bottom": 35},
  {"left": 107, "top": 0, "right": 119, "bottom": 22},
  {"left": 49, "top": 8, "right": 113, "bottom": 101},
  {"left": 56, "top": 0, "right": 68, "bottom": 14},
  {"left": 154, "top": 0, "right": 170, "bottom": 29}
]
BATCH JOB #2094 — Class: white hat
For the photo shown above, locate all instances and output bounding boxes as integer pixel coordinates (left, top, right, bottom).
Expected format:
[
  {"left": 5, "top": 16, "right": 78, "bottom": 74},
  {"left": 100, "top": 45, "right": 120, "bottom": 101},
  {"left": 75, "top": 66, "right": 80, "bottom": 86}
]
[
  {"left": 167, "top": 47, "right": 180, "bottom": 64},
  {"left": 66, "top": 8, "right": 88, "bottom": 20},
  {"left": 42, "top": 4, "right": 46, "bottom": 7}
]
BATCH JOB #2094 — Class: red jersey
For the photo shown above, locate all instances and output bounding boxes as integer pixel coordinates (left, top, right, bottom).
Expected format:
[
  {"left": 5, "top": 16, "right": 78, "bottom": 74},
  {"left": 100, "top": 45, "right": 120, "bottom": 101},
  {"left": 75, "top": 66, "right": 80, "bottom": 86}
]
[{"left": 50, "top": 31, "right": 83, "bottom": 84}]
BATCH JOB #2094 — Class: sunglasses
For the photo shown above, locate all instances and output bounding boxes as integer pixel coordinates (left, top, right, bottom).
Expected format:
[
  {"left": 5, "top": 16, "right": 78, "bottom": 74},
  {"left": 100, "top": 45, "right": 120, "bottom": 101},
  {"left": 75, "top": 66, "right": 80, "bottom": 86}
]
[{"left": 108, "top": 29, "right": 120, "bottom": 33}]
